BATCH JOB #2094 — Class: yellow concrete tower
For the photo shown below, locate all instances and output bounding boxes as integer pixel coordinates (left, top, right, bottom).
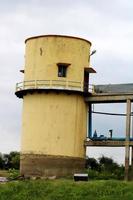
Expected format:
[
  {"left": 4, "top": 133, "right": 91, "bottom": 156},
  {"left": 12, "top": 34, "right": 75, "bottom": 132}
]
[{"left": 15, "top": 35, "right": 93, "bottom": 177}]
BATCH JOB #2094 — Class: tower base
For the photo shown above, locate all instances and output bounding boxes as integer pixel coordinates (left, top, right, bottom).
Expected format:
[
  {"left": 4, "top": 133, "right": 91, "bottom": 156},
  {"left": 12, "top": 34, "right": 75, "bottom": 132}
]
[{"left": 20, "top": 154, "right": 85, "bottom": 178}]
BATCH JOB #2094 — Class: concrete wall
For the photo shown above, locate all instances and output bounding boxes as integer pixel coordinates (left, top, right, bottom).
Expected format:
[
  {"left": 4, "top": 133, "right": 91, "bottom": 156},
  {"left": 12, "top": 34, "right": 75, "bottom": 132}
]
[
  {"left": 21, "top": 93, "right": 87, "bottom": 158},
  {"left": 24, "top": 35, "right": 91, "bottom": 83},
  {"left": 20, "top": 35, "right": 91, "bottom": 176}
]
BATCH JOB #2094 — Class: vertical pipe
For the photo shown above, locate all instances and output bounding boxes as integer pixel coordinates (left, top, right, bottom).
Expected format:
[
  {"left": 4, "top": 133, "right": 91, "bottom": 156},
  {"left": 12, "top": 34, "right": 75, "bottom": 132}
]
[
  {"left": 125, "top": 99, "right": 131, "bottom": 181},
  {"left": 88, "top": 104, "right": 92, "bottom": 138}
]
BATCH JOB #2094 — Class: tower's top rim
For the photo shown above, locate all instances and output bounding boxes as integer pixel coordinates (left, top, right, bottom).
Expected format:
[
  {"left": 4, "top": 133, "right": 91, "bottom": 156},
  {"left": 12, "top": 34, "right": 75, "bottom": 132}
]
[{"left": 25, "top": 34, "right": 92, "bottom": 45}]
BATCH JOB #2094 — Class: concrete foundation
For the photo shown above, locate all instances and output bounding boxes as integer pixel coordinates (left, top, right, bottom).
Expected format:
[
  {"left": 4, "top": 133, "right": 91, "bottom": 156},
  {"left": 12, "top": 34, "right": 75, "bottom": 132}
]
[{"left": 20, "top": 154, "right": 85, "bottom": 178}]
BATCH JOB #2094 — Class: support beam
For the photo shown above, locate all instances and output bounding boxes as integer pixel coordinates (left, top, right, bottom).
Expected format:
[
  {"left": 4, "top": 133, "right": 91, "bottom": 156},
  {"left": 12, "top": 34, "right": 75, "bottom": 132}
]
[
  {"left": 131, "top": 110, "right": 133, "bottom": 176},
  {"left": 131, "top": 148, "right": 133, "bottom": 180},
  {"left": 85, "top": 140, "right": 133, "bottom": 147},
  {"left": 88, "top": 104, "right": 92, "bottom": 138},
  {"left": 125, "top": 99, "right": 131, "bottom": 181},
  {"left": 85, "top": 93, "right": 133, "bottom": 103}
]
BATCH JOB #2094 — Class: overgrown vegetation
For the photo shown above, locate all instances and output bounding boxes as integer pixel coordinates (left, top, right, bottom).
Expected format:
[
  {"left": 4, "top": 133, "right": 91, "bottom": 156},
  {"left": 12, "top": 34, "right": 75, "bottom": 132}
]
[
  {"left": 0, "top": 179, "right": 133, "bottom": 200},
  {"left": 85, "top": 156, "right": 124, "bottom": 180},
  {"left": 0, "top": 151, "right": 20, "bottom": 170},
  {"left": 0, "top": 152, "right": 126, "bottom": 180},
  {"left": 0, "top": 154, "right": 132, "bottom": 199}
]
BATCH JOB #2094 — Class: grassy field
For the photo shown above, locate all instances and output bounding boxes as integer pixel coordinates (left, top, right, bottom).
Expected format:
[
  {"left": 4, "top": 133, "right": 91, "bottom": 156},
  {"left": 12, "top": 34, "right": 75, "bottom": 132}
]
[{"left": 0, "top": 179, "right": 133, "bottom": 200}]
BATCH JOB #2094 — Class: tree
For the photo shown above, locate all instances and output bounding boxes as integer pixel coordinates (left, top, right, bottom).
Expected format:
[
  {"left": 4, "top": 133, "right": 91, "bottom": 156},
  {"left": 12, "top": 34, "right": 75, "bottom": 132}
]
[
  {"left": 98, "top": 156, "right": 119, "bottom": 172},
  {"left": 10, "top": 152, "right": 20, "bottom": 169},
  {"left": 3, "top": 151, "right": 20, "bottom": 169},
  {"left": 85, "top": 157, "right": 100, "bottom": 171},
  {"left": 0, "top": 153, "right": 4, "bottom": 169}
]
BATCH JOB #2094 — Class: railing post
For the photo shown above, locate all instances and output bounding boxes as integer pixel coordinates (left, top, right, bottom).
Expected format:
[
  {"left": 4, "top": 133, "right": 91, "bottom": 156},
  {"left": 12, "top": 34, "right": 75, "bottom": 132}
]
[
  {"left": 35, "top": 80, "right": 37, "bottom": 89},
  {"left": 66, "top": 80, "right": 68, "bottom": 89},
  {"left": 92, "top": 85, "right": 95, "bottom": 93},
  {"left": 81, "top": 81, "right": 83, "bottom": 91},
  {"left": 23, "top": 81, "right": 25, "bottom": 90},
  {"left": 50, "top": 80, "right": 52, "bottom": 88},
  {"left": 16, "top": 83, "right": 18, "bottom": 91}
]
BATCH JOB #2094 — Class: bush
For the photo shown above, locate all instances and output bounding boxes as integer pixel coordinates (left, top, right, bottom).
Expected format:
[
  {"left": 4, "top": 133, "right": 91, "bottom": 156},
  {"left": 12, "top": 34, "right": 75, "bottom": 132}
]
[
  {"left": 85, "top": 157, "right": 100, "bottom": 171},
  {"left": 0, "top": 151, "right": 20, "bottom": 170},
  {"left": 86, "top": 156, "right": 124, "bottom": 180},
  {"left": 8, "top": 169, "right": 20, "bottom": 180}
]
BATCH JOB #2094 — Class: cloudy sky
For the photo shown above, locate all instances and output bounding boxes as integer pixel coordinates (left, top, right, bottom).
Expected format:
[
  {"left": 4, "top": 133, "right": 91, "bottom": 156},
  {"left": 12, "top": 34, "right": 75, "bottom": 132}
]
[{"left": 0, "top": 0, "right": 133, "bottom": 164}]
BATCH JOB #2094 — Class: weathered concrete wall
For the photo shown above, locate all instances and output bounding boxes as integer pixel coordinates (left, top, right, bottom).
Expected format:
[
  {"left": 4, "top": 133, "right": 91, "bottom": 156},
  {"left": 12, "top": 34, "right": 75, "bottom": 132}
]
[
  {"left": 21, "top": 93, "right": 87, "bottom": 158},
  {"left": 24, "top": 35, "right": 91, "bottom": 83},
  {"left": 20, "top": 154, "right": 85, "bottom": 177},
  {"left": 20, "top": 35, "right": 91, "bottom": 177}
]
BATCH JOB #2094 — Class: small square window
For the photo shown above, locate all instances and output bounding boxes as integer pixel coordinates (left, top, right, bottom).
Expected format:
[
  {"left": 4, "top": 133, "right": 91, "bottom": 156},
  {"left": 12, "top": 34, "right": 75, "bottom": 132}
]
[
  {"left": 57, "top": 63, "right": 70, "bottom": 77},
  {"left": 58, "top": 65, "right": 67, "bottom": 77}
]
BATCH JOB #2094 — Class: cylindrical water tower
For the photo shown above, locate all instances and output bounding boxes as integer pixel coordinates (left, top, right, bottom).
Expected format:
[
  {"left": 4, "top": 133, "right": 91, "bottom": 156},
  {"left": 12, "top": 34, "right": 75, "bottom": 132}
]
[{"left": 15, "top": 35, "right": 93, "bottom": 177}]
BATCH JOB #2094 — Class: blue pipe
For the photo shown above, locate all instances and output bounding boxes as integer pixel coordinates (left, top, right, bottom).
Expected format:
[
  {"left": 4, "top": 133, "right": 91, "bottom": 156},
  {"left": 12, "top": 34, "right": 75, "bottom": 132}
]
[{"left": 89, "top": 137, "right": 133, "bottom": 141}]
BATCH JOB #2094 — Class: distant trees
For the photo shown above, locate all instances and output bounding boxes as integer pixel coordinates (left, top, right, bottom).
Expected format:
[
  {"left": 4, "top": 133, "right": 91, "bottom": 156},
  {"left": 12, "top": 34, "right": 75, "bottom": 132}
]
[
  {"left": 85, "top": 157, "right": 100, "bottom": 171},
  {"left": 0, "top": 151, "right": 20, "bottom": 170},
  {"left": 0, "top": 151, "right": 125, "bottom": 180},
  {"left": 85, "top": 156, "right": 124, "bottom": 180},
  {"left": 0, "top": 153, "right": 4, "bottom": 169},
  {"left": 99, "top": 156, "right": 119, "bottom": 172}
]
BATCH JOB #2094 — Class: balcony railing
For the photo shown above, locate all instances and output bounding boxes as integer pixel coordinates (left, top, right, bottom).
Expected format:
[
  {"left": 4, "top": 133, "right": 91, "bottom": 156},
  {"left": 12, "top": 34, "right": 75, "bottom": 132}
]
[{"left": 16, "top": 80, "right": 94, "bottom": 93}]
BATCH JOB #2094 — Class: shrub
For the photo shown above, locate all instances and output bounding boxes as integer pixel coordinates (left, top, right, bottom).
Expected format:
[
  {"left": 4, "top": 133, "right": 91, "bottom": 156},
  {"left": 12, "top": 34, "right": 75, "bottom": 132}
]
[
  {"left": 86, "top": 156, "right": 124, "bottom": 180},
  {"left": 8, "top": 169, "right": 20, "bottom": 180}
]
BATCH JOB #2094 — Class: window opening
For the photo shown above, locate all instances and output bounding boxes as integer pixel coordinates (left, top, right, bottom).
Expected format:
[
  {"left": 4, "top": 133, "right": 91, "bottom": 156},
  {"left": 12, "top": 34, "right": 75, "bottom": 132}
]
[{"left": 57, "top": 63, "right": 70, "bottom": 77}]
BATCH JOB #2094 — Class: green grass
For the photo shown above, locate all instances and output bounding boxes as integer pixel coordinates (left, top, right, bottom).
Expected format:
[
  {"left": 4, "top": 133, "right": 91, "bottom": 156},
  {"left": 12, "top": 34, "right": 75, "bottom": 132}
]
[{"left": 0, "top": 179, "right": 133, "bottom": 200}]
